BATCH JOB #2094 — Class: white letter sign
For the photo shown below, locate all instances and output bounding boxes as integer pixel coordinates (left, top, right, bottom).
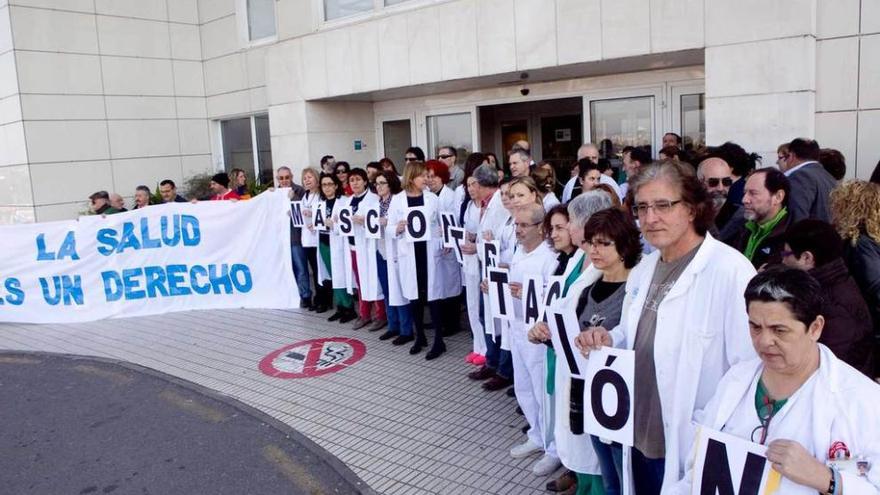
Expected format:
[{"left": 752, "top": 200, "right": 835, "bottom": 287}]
[
  {"left": 583, "top": 347, "right": 635, "bottom": 446},
  {"left": 405, "top": 207, "right": 430, "bottom": 242},
  {"left": 487, "top": 267, "right": 515, "bottom": 322},
  {"left": 690, "top": 426, "right": 781, "bottom": 495},
  {"left": 546, "top": 305, "right": 588, "bottom": 378},
  {"left": 364, "top": 207, "right": 382, "bottom": 240},
  {"left": 290, "top": 201, "right": 304, "bottom": 227}
]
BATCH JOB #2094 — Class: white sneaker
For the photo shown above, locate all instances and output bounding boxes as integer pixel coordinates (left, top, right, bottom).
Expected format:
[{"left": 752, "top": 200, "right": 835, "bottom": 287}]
[
  {"left": 531, "top": 454, "right": 562, "bottom": 476},
  {"left": 509, "top": 439, "right": 542, "bottom": 459}
]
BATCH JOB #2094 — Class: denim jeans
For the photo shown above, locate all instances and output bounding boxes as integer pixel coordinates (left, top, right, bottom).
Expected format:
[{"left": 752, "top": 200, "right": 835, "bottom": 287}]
[
  {"left": 479, "top": 292, "right": 513, "bottom": 379},
  {"left": 631, "top": 447, "right": 665, "bottom": 495},
  {"left": 376, "top": 252, "right": 412, "bottom": 336},
  {"left": 591, "top": 436, "right": 624, "bottom": 495},
  {"left": 290, "top": 244, "right": 312, "bottom": 300}
]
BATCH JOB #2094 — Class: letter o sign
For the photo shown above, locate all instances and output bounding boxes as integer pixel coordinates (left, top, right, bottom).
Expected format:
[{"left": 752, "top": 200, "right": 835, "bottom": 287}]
[
  {"left": 406, "top": 208, "right": 428, "bottom": 241},
  {"left": 590, "top": 367, "right": 630, "bottom": 431}
]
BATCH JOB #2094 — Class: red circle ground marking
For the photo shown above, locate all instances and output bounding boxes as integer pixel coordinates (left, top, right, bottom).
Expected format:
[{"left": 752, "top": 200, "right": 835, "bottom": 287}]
[{"left": 259, "top": 337, "right": 366, "bottom": 379}]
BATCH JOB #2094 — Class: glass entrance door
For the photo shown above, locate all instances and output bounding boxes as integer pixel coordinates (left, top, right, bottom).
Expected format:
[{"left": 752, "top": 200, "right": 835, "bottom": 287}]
[{"left": 382, "top": 119, "right": 412, "bottom": 165}]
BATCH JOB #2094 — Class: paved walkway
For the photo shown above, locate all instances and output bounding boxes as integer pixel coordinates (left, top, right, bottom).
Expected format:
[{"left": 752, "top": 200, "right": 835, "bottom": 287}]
[{"left": 0, "top": 308, "right": 556, "bottom": 494}]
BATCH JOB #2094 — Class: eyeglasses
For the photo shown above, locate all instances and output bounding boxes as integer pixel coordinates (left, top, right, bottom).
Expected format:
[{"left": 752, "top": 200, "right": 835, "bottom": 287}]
[
  {"left": 583, "top": 239, "right": 615, "bottom": 248},
  {"left": 751, "top": 397, "right": 779, "bottom": 445},
  {"left": 438, "top": 154, "right": 454, "bottom": 159},
  {"left": 515, "top": 221, "right": 542, "bottom": 229},
  {"left": 375, "top": 180, "right": 388, "bottom": 186},
  {"left": 321, "top": 182, "right": 335, "bottom": 187},
  {"left": 705, "top": 177, "right": 733, "bottom": 188},
  {"left": 631, "top": 200, "right": 683, "bottom": 217},
  {"left": 404, "top": 157, "right": 417, "bottom": 162}
]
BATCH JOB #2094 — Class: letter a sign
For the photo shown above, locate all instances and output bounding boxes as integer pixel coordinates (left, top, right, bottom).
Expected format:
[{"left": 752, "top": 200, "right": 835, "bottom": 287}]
[{"left": 690, "top": 426, "right": 781, "bottom": 495}]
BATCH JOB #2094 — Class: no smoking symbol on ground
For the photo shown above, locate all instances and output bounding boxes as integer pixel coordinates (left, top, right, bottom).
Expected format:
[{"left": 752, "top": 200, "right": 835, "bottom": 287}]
[{"left": 259, "top": 337, "right": 366, "bottom": 379}]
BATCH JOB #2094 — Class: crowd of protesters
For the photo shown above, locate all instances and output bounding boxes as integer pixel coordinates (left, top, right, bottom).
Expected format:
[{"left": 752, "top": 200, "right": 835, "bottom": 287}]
[{"left": 88, "top": 136, "right": 880, "bottom": 494}]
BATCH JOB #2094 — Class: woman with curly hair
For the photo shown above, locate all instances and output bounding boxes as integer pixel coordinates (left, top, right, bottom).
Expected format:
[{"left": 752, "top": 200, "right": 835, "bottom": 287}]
[{"left": 831, "top": 180, "right": 880, "bottom": 374}]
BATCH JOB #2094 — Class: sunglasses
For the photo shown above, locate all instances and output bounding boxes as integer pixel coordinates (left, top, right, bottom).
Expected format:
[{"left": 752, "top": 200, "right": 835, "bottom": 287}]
[
  {"left": 438, "top": 154, "right": 454, "bottom": 159},
  {"left": 706, "top": 177, "right": 733, "bottom": 188},
  {"left": 404, "top": 157, "right": 417, "bottom": 162},
  {"left": 335, "top": 170, "right": 347, "bottom": 174}
]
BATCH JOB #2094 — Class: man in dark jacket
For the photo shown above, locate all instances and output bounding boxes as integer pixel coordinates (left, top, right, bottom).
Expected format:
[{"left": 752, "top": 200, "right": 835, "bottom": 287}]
[
  {"left": 732, "top": 168, "right": 790, "bottom": 268},
  {"left": 782, "top": 219, "right": 875, "bottom": 375},
  {"left": 780, "top": 138, "right": 837, "bottom": 223}
]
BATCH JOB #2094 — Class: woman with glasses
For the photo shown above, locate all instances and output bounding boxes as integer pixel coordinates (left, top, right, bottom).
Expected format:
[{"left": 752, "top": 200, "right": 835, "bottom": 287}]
[
  {"left": 570, "top": 208, "right": 642, "bottom": 495},
  {"left": 578, "top": 160, "right": 756, "bottom": 494},
  {"left": 334, "top": 161, "right": 353, "bottom": 196},
  {"left": 426, "top": 160, "right": 463, "bottom": 341},
  {"left": 386, "top": 161, "right": 446, "bottom": 359},
  {"left": 301, "top": 168, "right": 328, "bottom": 312},
  {"left": 373, "top": 171, "right": 415, "bottom": 344},
  {"left": 672, "top": 267, "right": 880, "bottom": 494},
  {"left": 348, "top": 168, "right": 386, "bottom": 331},
  {"left": 318, "top": 172, "right": 357, "bottom": 323}
]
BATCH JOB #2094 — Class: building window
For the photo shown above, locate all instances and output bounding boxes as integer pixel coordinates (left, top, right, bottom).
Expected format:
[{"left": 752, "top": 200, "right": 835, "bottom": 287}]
[
  {"left": 382, "top": 119, "right": 412, "bottom": 165},
  {"left": 220, "top": 114, "right": 273, "bottom": 186},
  {"left": 426, "top": 113, "right": 472, "bottom": 166},
  {"left": 324, "top": 0, "right": 413, "bottom": 21},
  {"left": 247, "top": 0, "right": 276, "bottom": 41},
  {"left": 590, "top": 96, "right": 655, "bottom": 159},
  {"left": 680, "top": 93, "right": 705, "bottom": 152}
]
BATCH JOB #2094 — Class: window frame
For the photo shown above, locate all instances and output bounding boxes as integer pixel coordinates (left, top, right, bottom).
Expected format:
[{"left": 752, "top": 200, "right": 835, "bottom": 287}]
[
  {"left": 316, "top": 0, "right": 453, "bottom": 27},
  {"left": 215, "top": 113, "right": 272, "bottom": 186},
  {"left": 236, "top": 0, "right": 278, "bottom": 48}
]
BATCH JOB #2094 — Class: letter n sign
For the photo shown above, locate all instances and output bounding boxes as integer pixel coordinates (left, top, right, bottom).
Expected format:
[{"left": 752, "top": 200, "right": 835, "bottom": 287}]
[{"left": 690, "top": 426, "right": 779, "bottom": 495}]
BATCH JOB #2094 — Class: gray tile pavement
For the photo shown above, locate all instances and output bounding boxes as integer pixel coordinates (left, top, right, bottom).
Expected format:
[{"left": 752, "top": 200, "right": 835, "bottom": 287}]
[{"left": 0, "top": 308, "right": 561, "bottom": 494}]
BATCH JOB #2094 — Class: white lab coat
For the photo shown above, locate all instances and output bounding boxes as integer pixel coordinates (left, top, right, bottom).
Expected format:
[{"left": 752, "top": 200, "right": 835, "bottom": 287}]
[
  {"left": 300, "top": 190, "right": 320, "bottom": 248},
  {"left": 461, "top": 195, "right": 486, "bottom": 355},
  {"left": 549, "top": 248, "right": 604, "bottom": 474},
  {"left": 381, "top": 197, "right": 409, "bottom": 308},
  {"left": 562, "top": 176, "right": 578, "bottom": 204},
  {"left": 351, "top": 191, "right": 383, "bottom": 301},
  {"left": 543, "top": 192, "right": 560, "bottom": 211},
  {"left": 386, "top": 190, "right": 443, "bottom": 302},
  {"left": 672, "top": 344, "right": 880, "bottom": 494},
  {"left": 510, "top": 241, "right": 559, "bottom": 455},
  {"left": 434, "top": 185, "right": 462, "bottom": 299},
  {"left": 607, "top": 233, "right": 757, "bottom": 492},
  {"left": 328, "top": 196, "right": 356, "bottom": 293}
]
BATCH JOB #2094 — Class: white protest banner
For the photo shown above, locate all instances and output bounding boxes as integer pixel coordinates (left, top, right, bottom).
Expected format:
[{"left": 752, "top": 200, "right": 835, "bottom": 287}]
[
  {"left": 522, "top": 274, "right": 544, "bottom": 327},
  {"left": 440, "top": 212, "right": 456, "bottom": 248},
  {"left": 540, "top": 276, "right": 564, "bottom": 322},
  {"left": 364, "top": 207, "right": 382, "bottom": 240},
  {"left": 0, "top": 190, "right": 299, "bottom": 324},
  {"left": 487, "top": 267, "right": 515, "bottom": 322},
  {"left": 337, "top": 207, "right": 354, "bottom": 237},
  {"left": 405, "top": 207, "right": 430, "bottom": 242},
  {"left": 289, "top": 200, "right": 304, "bottom": 227},
  {"left": 690, "top": 426, "right": 781, "bottom": 495},
  {"left": 313, "top": 202, "right": 327, "bottom": 231},
  {"left": 449, "top": 227, "right": 466, "bottom": 264},
  {"left": 583, "top": 347, "right": 635, "bottom": 446},
  {"left": 546, "top": 304, "right": 588, "bottom": 378}
]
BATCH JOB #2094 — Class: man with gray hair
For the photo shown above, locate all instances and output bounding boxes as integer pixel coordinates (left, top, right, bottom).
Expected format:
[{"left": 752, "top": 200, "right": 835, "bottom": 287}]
[
  {"left": 509, "top": 149, "right": 531, "bottom": 178},
  {"left": 577, "top": 160, "right": 756, "bottom": 493},
  {"left": 276, "top": 166, "right": 313, "bottom": 309},
  {"left": 109, "top": 193, "right": 127, "bottom": 212},
  {"left": 526, "top": 190, "right": 613, "bottom": 489}
]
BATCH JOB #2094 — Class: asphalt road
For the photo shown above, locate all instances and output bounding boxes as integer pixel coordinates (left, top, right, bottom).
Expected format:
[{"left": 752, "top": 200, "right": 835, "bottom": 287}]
[{"left": 0, "top": 352, "right": 369, "bottom": 495}]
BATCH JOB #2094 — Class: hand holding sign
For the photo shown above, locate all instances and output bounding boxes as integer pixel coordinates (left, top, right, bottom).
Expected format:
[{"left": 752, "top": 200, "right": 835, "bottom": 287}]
[
  {"left": 575, "top": 327, "right": 613, "bottom": 356},
  {"left": 765, "top": 440, "right": 828, "bottom": 491},
  {"left": 583, "top": 347, "right": 634, "bottom": 446},
  {"left": 527, "top": 321, "right": 551, "bottom": 344}
]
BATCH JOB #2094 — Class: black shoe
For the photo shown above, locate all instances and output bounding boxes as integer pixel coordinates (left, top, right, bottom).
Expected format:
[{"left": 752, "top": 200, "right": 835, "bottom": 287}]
[
  {"left": 425, "top": 345, "right": 446, "bottom": 360},
  {"left": 327, "top": 310, "right": 344, "bottom": 322},
  {"left": 521, "top": 424, "right": 529, "bottom": 434},
  {"left": 338, "top": 309, "right": 357, "bottom": 324},
  {"left": 515, "top": 406, "right": 523, "bottom": 416},
  {"left": 409, "top": 342, "right": 425, "bottom": 355},
  {"left": 482, "top": 375, "right": 514, "bottom": 391},
  {"left": 392, "top": 335, "right": 414, "bottom": 346},
  {"left": 314, "top": 304, "right": 329, "bottom": 314},
  {"left": 300, "top": 297, "right": 313, "bottom": 310},
  {"left": 467, "top": 366, "right": 495, "bottom": 381},
  {"left": 506, "top": 386, "right": 516, "bottom": 398},
  {"left": 379, "top": 331, "right": 398, "bottom": 341}
]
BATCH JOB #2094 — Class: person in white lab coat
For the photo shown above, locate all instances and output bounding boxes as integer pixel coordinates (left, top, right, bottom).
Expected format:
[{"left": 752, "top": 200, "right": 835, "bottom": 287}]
[
  {"left": 387, "top": 160, "right": 446, "bottom": 360},
  {"left": 672, "top": 266, "right": 880, "bottom": 494},
  {"left": 347, "top": 168, "right": 387, "bottom": 331},
  {"left": 578, "top": 160, "right": 757, "bottom": 494},
  {"left": 426, "top": 160, "right": 463, "bottom": 339},
  {"left": 562, "top": 143, "right": 600, "bottom": 203},
  {"left": 318, "top": 172, "right": 357, "bottom": 323},
  {"left": 528, "top": 191, "right": 614, "bottom": 493},
  {"left": 300, "top": 168, "right": 327, "bottom": 312},
  {"left": 507, "top": 203, "right": 560, "bottom": 476}
]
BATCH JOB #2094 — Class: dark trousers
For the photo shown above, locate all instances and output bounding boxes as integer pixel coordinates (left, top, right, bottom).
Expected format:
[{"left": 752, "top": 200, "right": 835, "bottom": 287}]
[
  {"left": 306, "top": 246, "right": 332, "bottom": 308},
  {"left": 591, "top": 436, "right": 624, "bottom": 495},
  {"left": 479, "top": 291, "right": 512, "bottom": 379},
  {"left": 631, "top": 447, "right": 665, "bottom": 495}
]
